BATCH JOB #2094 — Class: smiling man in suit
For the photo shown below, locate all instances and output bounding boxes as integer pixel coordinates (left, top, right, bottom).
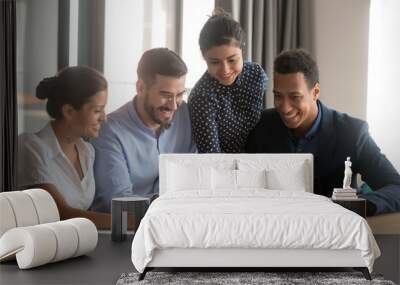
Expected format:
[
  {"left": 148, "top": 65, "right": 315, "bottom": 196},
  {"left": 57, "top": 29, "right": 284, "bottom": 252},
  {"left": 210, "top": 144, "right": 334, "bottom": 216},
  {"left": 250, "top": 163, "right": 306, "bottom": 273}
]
[{"left": 246, "top": 49, "right": 400, "bottom": 216}]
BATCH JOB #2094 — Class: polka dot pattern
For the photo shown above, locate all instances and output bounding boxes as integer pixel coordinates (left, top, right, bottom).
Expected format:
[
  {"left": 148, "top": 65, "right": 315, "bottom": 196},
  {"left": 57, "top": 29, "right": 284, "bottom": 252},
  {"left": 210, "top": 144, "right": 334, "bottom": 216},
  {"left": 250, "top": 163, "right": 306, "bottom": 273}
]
[{"left": 188, "top": 62, "right": 268, "bottom": 153}]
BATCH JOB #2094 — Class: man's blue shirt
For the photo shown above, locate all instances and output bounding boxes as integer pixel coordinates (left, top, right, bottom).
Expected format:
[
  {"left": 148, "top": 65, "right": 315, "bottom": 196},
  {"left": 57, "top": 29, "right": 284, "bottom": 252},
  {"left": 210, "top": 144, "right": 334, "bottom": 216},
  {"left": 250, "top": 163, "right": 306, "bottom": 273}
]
[
  {"left": 288, "top": 100, "right": 322, "bottom": 153},
  {"left": 91, "top": 99, "right": 197, "bottom": 212}
]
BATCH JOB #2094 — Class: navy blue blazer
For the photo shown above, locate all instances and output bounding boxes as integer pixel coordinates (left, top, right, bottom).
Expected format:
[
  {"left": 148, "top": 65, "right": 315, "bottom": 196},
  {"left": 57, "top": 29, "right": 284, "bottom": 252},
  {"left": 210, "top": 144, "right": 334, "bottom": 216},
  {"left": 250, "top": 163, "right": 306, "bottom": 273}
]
[{"left": 246, "top": 101, "right": 400, "bottom": 215}]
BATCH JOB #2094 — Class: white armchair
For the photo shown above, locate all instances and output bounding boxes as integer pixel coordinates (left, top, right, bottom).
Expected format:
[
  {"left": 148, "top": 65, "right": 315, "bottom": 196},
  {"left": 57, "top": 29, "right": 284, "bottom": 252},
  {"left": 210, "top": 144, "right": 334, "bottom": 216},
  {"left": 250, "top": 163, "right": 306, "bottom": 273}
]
[{"left": 0, "top": 189, "right": 98, "bottom": 269}]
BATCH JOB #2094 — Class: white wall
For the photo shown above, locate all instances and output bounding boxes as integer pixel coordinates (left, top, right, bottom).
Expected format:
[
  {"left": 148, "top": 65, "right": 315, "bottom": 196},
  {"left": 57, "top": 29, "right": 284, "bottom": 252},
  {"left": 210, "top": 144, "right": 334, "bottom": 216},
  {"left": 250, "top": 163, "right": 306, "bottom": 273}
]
[
  {"left": 103, "top": 0, "right": 144, "bottom": 113},
  {"left": 311, "top": 0, "right": 400, "bottom": 172},
  {"left": 367, "top": 0, "right": 400, "bottom": 171},
  {"left": 311, "top": 0, "right": 370, "bottom": 120},
  {"left": 181, "top": 0, "right": 214, "bottom": 88}
]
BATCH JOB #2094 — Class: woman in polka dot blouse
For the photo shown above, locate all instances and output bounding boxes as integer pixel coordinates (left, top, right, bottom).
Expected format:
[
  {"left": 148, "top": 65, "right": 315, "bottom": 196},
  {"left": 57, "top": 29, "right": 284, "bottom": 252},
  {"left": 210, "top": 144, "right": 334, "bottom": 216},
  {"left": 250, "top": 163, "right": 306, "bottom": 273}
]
[{"left": 188, "top": 9, "right": 268, "bottom": 153}]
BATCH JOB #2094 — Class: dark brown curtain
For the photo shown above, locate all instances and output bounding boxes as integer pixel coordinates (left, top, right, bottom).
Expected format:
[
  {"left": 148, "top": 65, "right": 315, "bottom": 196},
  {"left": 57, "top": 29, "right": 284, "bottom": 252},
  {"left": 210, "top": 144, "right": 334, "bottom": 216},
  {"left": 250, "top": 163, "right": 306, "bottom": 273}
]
[
  {"left": 78, "top": 0, "right": 105, "bottom": 72},
  {"left": 0, "top": 0, "right": 17, "bottom": 192}
]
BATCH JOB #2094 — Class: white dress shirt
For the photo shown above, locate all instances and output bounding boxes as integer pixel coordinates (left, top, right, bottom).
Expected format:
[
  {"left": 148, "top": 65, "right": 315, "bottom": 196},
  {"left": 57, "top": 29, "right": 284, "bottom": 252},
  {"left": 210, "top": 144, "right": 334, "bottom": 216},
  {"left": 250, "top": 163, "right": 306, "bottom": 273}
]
[{"left": 18, "top": 122, "right": 95, "bottom": 210}]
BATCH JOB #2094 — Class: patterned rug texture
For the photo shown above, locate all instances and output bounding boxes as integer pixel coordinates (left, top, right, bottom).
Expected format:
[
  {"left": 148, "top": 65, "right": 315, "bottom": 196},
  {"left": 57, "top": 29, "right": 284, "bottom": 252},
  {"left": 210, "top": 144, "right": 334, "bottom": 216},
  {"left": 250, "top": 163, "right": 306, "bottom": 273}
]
[{"left": 116, "top": 271, "right": 396, "bottom": 285}]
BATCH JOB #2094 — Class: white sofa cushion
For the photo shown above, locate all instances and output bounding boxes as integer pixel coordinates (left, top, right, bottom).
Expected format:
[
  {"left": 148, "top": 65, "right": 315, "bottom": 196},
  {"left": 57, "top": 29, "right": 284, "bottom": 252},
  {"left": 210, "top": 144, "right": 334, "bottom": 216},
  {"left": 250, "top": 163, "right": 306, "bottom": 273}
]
[
  {"left": 42, "top": 222, "right": 79, "bottom": 262},
  {"left": 65, "top": 218, "right": 98, "bottom": 257},
  {"left": 24, "top": 189, "right": 60, "bottom": 223},
  {"left": 0, "top": 196, "right": 17, "bottom": 237},
  {"left": 0, "top": 189, "right": 97, "bottom": 269},
  {"left": 0, "top": 218, "right": 97, "bottom": 269},
  {"left": 0, "top": 189, "right": 60, "bottom": 238},
  {"left": 0, "top": 225, "right": 57, "bottom": 268},
  {"left": 0, "top": 191, "right": 40, "bottom": 227}
]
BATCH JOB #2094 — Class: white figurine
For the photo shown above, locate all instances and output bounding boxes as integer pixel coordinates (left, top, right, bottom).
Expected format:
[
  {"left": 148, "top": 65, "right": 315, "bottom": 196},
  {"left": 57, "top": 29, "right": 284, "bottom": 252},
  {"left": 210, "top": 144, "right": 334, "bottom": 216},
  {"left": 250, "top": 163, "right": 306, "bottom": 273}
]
[{"left": 342, "top": 157, "right": 353, "bottom": 189}]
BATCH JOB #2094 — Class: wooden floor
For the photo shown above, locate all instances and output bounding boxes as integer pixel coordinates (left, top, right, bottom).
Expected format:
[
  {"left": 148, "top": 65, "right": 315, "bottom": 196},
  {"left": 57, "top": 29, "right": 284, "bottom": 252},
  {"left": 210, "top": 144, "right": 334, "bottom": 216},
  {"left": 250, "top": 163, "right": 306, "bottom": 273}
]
[{"left": 373, "top": 235, "right": 400, "bottom": 284}]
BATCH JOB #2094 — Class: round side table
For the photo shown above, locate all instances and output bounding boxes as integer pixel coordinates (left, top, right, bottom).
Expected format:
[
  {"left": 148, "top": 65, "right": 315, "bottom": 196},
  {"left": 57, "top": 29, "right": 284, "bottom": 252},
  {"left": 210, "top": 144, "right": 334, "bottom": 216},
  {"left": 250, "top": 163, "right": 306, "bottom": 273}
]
[{"left": 111, "top": 197, "right": 150, "bottom": 242}]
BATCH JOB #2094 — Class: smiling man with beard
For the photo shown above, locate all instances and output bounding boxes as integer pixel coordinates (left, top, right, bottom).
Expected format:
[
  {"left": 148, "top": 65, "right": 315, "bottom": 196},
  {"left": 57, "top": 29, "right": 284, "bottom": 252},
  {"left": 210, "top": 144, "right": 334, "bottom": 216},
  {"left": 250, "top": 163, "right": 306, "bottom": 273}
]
[
  {"left": 91, "top": 48, "right": 197, "bottom": 213},
  {"left": 246, "top": 49, "right": 400, "bottom": 216}
]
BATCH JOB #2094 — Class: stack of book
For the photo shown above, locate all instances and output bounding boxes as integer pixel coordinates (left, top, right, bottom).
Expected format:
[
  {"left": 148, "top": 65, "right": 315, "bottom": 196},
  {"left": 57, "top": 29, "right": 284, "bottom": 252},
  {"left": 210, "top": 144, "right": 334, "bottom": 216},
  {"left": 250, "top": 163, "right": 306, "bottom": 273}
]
[{"left": 332, "top": 188, "right": 358, "bottom": 200}]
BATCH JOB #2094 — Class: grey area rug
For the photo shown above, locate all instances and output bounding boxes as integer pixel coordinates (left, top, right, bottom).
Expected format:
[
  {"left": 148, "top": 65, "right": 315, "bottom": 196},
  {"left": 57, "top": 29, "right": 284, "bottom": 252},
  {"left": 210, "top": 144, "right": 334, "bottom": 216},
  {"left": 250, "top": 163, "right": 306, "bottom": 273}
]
[{"left": 116, "top": 272, "right": 396, "bottom": 285}]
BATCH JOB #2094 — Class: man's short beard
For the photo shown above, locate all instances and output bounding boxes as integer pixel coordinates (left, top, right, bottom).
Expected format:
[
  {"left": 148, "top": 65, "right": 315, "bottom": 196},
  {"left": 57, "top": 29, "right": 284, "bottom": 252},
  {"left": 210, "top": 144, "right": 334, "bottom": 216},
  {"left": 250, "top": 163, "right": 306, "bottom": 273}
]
[
  {"left": 161, "top": 122, "right": 171, "bottom": 129},
  {"left": 144, "top": 95, "right": 173, "bottom": 129}
]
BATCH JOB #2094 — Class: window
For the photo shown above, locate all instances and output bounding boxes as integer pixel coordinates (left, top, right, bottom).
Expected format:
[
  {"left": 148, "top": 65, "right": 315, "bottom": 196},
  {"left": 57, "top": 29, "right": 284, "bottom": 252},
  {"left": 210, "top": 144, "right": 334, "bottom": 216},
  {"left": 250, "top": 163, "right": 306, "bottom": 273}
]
[
  {"left": 16, "top": 0, "right": 58, "bottom": 134},
  {"left": 17, "top": 1, "right": 215, "bottom": 133},
  {"left": 181, "top": 0, "right": 214, "bottom": 89},
  {"left": 104, "top": 0, "right": 181, "bottom": 113}
]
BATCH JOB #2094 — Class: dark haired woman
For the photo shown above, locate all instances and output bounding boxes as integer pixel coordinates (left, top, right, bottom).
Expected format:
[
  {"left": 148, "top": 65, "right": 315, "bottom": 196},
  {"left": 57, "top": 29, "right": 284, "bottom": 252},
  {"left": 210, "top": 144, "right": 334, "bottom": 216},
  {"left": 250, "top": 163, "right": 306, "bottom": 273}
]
[
  {"left": 188, "top": 10, "right": 268, "bottom": 153},
  {"left": 17, "top": 66, "right": 111, "bottom": 229}
]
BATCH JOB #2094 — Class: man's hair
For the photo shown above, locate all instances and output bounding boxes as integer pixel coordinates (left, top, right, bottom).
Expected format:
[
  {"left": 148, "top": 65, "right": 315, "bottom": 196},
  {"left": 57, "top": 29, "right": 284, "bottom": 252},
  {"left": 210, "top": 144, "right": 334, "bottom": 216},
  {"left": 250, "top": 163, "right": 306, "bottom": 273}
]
[
  {"left": 274, "top": 49, "right": 319, "bottom": 89},
  {"left": 137, "top": 48, "right": 187, "bottom": 84}
]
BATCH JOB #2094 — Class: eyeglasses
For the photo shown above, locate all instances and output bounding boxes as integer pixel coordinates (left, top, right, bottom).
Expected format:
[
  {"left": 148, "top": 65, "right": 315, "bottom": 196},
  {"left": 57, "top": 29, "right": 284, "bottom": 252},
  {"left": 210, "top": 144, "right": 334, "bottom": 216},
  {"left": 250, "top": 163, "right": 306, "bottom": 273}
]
[{"left": 159, "top": 89, "right": 189, "bottom": 103}]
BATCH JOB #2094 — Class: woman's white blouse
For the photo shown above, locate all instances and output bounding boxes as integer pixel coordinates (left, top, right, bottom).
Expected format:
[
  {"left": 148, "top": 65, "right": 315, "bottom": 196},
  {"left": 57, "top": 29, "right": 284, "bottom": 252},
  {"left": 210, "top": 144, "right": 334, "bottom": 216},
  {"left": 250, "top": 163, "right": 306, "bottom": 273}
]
[{"left": 17, "top": 123, "right": 95, "bottom": 210}]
